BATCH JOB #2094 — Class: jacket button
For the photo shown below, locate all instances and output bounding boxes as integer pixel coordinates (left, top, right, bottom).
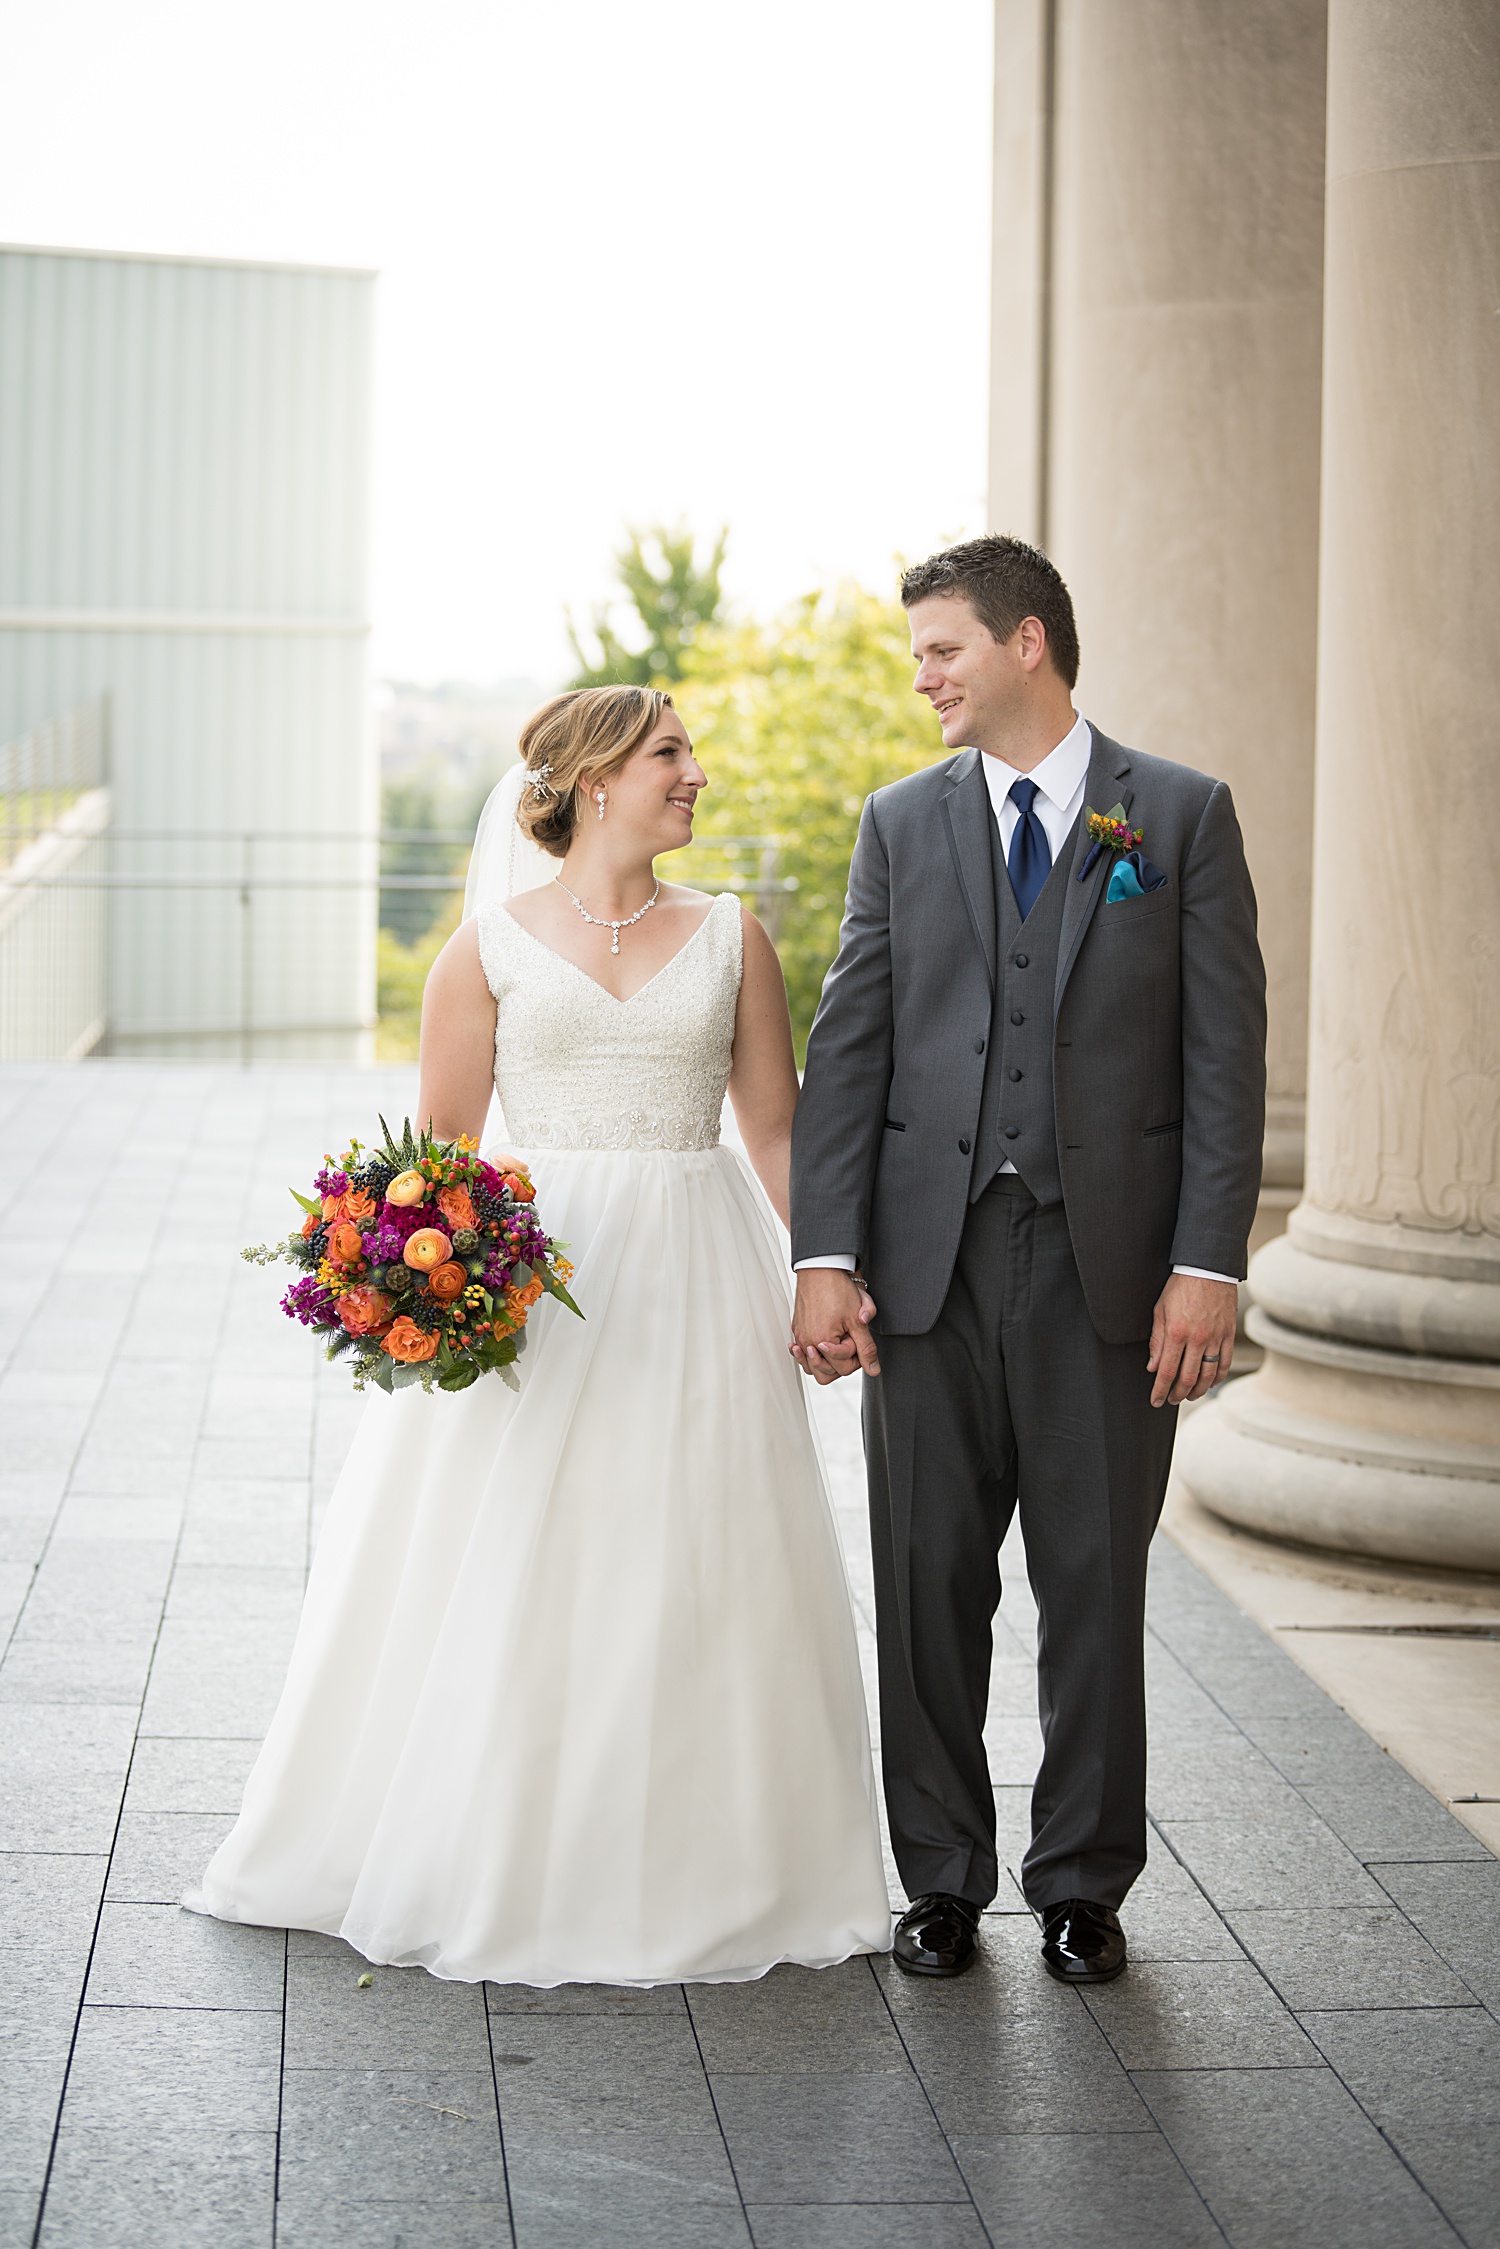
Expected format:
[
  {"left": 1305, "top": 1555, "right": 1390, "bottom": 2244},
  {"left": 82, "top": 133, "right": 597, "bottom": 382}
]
[
  {"left": 958, "top": 1137, "right": 971, "bottom": 1155},
  {"left": 1015, "top": 953, "right": 1029, "bottom": 968},
  {"left": 1009, "top": 1068, "right": 1022, "bottom": 1082},
  {"left": 974, "top": 1037, "right": 985, "bottom": 1054},
  {"left": 1003, "top": 1125, "right": 1020, "bottom": 1140},
  {"left": 1010, "top": 1010, "right": 1025, "bottom": 1026}
]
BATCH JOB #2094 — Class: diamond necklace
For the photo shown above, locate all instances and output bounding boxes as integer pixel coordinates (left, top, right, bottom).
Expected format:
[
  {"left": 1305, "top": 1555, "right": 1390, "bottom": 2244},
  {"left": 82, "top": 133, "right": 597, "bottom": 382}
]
[{"left": 553, "top": 874, "right": 661, "bottom": 955}]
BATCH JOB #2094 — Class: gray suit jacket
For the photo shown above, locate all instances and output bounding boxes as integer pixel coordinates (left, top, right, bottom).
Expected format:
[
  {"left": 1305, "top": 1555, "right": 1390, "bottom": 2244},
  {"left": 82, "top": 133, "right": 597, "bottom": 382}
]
[{"left": 790, "top": 725, "right": 1267, "bottom": 1343}]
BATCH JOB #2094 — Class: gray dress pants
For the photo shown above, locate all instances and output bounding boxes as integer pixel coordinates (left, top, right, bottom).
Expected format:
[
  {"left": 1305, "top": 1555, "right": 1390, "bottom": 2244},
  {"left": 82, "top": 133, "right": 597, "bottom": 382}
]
[{"left": 862, "top": 1173, "right": 1178, "bottom": 1913}]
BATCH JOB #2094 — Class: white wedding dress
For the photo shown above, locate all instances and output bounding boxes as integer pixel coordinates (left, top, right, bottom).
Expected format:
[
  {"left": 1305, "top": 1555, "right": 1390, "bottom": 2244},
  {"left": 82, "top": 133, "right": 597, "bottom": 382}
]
[{"left": 186, "top": 887, "right": 892, "bottom": 1986}]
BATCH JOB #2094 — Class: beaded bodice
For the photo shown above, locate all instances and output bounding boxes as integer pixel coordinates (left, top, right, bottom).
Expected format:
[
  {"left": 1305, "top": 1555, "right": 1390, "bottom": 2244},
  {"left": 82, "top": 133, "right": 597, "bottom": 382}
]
[{"left": 476, "top": 891, "right": 742, "bottom": 1152}]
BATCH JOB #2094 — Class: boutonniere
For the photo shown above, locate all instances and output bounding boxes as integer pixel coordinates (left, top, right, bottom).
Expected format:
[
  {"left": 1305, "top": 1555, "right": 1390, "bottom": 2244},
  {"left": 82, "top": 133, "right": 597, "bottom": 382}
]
[{"left": 1077, "top": 804, "right": 1143, "bottom": 882}]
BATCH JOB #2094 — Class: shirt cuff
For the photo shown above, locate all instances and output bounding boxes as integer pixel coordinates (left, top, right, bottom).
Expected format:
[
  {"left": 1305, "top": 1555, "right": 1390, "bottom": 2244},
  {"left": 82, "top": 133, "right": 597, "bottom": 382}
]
[
  {"left": 793, "top": 1254, "right": 858, "bottom": 1273},
  {"left": 1172, "top": 1264, "right": 1240, "bottom": 1286}
]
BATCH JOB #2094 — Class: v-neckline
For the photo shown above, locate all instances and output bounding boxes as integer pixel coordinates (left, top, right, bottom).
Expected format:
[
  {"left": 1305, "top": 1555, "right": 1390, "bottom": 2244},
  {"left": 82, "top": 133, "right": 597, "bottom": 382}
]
[{"left": 497, "top": 896, "right": 720, "bottom": 1005}]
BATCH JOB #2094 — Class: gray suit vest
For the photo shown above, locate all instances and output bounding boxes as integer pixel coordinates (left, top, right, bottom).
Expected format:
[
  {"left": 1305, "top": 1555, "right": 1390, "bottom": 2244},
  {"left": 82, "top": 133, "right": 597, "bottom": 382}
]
[{"left": 969, "top": 803, "right": 1078, "bottom": 1205}]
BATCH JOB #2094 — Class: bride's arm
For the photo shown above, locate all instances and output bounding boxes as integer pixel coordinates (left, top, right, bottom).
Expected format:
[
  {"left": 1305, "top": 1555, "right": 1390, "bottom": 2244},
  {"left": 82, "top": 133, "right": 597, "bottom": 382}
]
[
  {"left": 726, "top": 910, "right": 800, "bottom": 1229},
  {"left": 415, "top": 922, "right": 500, "bottom": 1146}
]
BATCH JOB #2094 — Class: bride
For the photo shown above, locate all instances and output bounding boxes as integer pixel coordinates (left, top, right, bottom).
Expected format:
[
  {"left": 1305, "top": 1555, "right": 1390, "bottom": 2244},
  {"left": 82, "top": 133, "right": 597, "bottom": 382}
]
[{"left": 186, "top": 683, "right": 893, "bottom": 1986}]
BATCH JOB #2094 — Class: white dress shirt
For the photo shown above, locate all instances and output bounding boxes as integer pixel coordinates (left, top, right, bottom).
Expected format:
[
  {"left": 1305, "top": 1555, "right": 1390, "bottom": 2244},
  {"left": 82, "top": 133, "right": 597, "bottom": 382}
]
[{"left": 796, "top": 711, "right": 1235, "bottom": 1286}]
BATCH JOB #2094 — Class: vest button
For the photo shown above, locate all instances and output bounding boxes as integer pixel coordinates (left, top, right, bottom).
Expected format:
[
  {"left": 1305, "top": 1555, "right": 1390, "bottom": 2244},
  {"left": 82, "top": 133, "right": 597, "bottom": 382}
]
[
  {"left": 1003, "top": 1125, "right": 1020, "bottom": 1140},
  {"left": 958, "top": 1137, "right": 971, "bottom": 1155},
  {"left": 1015, "top": 953, "right": 1029, "bottom": 968},
  {"left": 1010, "top": 1010, "right": 1025, "bottom": 1026},
  {"left": 1009, "top": 1068, "right": 1022, "bottom": 1081},
  {"left": 974, "top": 1037, "right": 985, "bottom": 1054}
]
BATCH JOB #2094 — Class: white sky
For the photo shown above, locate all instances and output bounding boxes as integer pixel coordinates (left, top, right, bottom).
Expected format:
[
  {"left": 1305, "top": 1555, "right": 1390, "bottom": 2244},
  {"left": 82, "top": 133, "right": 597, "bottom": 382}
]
[{"left": 1, "top": 0, "right": 993, "bottom": 685}]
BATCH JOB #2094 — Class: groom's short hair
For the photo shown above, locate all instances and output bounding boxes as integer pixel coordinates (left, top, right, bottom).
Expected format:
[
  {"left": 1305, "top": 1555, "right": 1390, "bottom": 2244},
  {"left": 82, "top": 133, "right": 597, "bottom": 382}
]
[{"left": 900, "top": 536, "right": 1080, "bottom": 690}]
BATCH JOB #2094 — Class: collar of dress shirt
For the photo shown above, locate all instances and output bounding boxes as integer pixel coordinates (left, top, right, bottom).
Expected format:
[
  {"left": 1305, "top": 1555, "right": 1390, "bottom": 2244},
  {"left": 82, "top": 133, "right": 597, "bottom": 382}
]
[{"left": 979, "top": 710, "right": 1092, "bottom": 823}]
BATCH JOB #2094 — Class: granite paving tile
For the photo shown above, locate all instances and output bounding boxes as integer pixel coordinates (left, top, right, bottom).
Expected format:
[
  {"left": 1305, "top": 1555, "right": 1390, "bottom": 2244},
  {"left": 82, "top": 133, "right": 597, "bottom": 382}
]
[
  {"left": 1081, "top": 1960, "right": 1319, "bottom": 2070},
  {"left": 1300, "top": 2007, "right": 1500, "bottom": 2246},
  {"left": 104, "top": 1811, "right": 236, "bottom": 1902},
  {"left": 688, "top": 1960, "right": 906, "bottom": 2075},
  {"left": 138, "top": 1616, "right": 298, "bottom": 1736},
  {"left": 174, "top": 1480, "right": 310, "bottom": 1571},
  {"left": 1135, "top": 2065, "right": 1457, "bottom": 2249},
  {"left": 1143, "top": 1733, "right": 1295, "bottom": 1822},
  {"left": 873, "top": 1925, "right": 1154, "bottom": 2137},
  {"left": 1156, "top": 1805, "right": 1388, "bottom": 1911},
  {"left": 276, "top": 2204, "right": 510, "bottom": 2249},
  {"left": 746, "top": 2207, "right": 988, "bottom": 2248},
  {"left": 0, "top": 1704, "right": 137, "bottom": 1849},
  {"left": 709, "top": 2070, "right": 966, "bottom": 2204},
  {"left": 37, "top": 2123, "right": 278, "bottom": 2249},
  {"left": 286, "top": 1935, "right": 493, "bottom": 2071},
  {"left": 0, "top": 1631, "right": 161, "bottom": 1706},
  {"left": 47, "top": 1492, "right": 184, "bottom": 1542},
  {"left": 1245, "top": 1714, "right": 1494, "bottom": 1862},
  {"left": 84, "top": 1902, "right": 284, "bottom": 2010},
  {"left": 123, "top": 1735, "right": 259, "bottom": 1815},
  {"left": 61, "top": 2004, "right": 282, "bottom": 2132},
  {"left": 276, "top": 2067, "right": 504, "bottom": 2207},
  {"left": 163, "top": 1564, "right": 306, "bottom": 1625},
  {"left": 485, "top": 1979, "right": 689, "bottom": 2016},
  {"left": 1369, "top": 1858, "right": 1500, "bottom": 2014},
  {"left": 1120, "top": 1835, "right": 1244, "bottom": 1963},
  {"left": 506, "top": 2169, "right": 748, "bottom": 2249},
  {"left": 0, "top": 1852, "right": 109, "bottom": 2060},
  {"left": 1224, "top": 1905, "right": 1475, "bottom": 2010},
  {"left": 952, "top": 2129, "right": 1221, "bottom": 2248}
]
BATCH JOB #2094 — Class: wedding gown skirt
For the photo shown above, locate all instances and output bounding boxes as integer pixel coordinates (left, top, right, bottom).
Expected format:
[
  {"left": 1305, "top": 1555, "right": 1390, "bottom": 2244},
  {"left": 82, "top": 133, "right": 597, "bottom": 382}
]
[{"left": 188, "top": 895, "right": 891, "bottom": 1985}]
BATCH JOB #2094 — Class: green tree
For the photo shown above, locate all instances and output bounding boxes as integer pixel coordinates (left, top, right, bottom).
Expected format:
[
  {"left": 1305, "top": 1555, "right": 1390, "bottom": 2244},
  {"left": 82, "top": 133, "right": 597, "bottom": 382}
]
[
  {"left": 672, "top": 587, "right": 941, "bottom": 1054},
  {"left": 568, "top": 523, "right": 728, "bottom": 686}
]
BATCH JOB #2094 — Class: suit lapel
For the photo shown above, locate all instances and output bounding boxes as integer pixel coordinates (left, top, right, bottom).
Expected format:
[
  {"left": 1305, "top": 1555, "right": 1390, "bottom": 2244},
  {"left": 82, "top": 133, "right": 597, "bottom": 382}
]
[
  {"left": 938, "top": 750, "right": 997, "bottom": 990},
  {"left": 1054, "top": 726, "right": 1133, "bottom": 1014}
]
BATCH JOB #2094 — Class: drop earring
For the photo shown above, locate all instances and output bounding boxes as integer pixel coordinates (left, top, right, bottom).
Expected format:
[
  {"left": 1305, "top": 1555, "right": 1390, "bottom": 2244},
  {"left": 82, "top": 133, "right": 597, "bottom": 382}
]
[{"left": 595, "top": 791, "right": 606, "bottom": 822}]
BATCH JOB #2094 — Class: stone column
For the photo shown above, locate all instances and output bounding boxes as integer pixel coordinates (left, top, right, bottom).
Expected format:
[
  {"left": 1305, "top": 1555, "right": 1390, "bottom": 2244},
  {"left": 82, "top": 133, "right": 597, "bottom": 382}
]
[
  {"left": 1178, "top": 0, "right": 1500, "bottom": 1570},
  {"left": 988, "top": 0, "right": 1327, "bottom": 1247}
]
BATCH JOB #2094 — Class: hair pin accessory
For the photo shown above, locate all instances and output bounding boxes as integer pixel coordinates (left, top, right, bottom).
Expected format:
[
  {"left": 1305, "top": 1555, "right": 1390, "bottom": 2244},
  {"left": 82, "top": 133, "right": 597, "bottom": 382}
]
[{"left": 527, "top": 763, "right": 554, "bottom": 800}]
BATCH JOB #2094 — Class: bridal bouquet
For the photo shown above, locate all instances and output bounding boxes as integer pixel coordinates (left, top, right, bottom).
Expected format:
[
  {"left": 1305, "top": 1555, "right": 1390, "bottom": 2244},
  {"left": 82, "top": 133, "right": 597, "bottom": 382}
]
[{"left": 244, "top": 1118, "right": 580, "bottom": 1394}]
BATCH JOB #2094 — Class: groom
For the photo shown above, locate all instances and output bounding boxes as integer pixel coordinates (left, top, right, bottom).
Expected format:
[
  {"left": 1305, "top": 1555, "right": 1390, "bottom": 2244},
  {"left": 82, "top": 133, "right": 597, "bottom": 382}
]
[{"left": 790, "top": 536, "right": 1265, "bottom": 1982}]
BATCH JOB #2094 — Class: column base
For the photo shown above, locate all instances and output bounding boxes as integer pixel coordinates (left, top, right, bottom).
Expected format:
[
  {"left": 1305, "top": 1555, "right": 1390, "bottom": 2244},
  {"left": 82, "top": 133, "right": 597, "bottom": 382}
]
[{"left": 1178, "top": 1313, "right": 1500, "bottom": 1576}]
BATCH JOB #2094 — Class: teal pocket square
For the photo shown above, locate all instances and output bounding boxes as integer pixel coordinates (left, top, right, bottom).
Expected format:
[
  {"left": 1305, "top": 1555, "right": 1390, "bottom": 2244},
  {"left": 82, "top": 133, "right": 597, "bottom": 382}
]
[{"left": 1105, "top": 849, "right": 1167, "bottom": 903}]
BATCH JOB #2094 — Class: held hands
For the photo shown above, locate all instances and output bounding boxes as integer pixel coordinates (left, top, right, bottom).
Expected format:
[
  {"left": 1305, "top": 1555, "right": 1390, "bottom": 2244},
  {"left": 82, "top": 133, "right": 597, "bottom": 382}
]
[
  {"left": 791, "top": 1269, "right": 881, "bottom": 1384},
  {"left": 1148, "top": 1273, "right": 1238, "bottom": 1407}
]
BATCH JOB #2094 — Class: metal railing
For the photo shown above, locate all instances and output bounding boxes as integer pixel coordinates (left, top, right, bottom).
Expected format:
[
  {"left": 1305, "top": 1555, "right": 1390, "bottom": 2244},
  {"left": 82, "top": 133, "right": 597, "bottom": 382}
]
[{"left": 1, "top": 805, "right": 796, "bottom": 1063}]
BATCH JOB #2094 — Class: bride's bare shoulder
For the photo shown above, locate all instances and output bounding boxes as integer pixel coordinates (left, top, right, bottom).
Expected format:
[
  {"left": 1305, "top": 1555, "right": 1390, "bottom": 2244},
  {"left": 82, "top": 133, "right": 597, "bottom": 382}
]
[{"left": 426, "top": 917, "right": 488, "bottom": 1000}]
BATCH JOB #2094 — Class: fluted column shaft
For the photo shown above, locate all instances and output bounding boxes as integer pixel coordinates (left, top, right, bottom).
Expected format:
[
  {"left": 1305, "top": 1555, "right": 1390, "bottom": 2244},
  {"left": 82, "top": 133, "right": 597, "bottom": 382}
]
[
  {"left": 989, "top": 0, "right": 1327, "bottom": 1234},
  {"left": 1180, "top": 0, "right": 1500, "bottom": 1569}
]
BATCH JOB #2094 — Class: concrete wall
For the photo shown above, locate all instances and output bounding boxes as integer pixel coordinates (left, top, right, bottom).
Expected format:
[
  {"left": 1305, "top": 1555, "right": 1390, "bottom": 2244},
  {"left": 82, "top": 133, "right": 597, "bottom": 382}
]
[{"left": 0, "top": 246, "right": 376, "bottom": 1056}]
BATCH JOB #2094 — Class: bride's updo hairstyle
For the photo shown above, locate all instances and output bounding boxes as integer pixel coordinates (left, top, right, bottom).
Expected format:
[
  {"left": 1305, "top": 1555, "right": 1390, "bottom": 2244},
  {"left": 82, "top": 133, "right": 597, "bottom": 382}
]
[{"left": 516, "top": 685, "right": 675, "bottom": 857}]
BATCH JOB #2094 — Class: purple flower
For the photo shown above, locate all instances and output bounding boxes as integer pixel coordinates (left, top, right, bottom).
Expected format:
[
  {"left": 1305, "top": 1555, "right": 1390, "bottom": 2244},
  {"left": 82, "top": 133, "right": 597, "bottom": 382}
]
[{"left": 282, "top": 1275, "right": 337, "bottom": 1329}]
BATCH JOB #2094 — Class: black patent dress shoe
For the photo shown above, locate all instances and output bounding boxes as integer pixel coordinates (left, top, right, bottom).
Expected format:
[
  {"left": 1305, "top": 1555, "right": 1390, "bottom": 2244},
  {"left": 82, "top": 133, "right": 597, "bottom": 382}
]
[
  {"left": 1040, "top": 1898, "right": 1127, "bottom": 1984},
  {"left": 893, "top": 1893, "right": 981, "bottom": 1977}
]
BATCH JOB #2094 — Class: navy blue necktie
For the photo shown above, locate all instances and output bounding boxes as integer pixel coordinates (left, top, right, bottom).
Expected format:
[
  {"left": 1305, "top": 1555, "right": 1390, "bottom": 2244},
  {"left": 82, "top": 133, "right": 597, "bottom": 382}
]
[{"left": 1007, "top": 776, "right": 1052, "bottom": 920}]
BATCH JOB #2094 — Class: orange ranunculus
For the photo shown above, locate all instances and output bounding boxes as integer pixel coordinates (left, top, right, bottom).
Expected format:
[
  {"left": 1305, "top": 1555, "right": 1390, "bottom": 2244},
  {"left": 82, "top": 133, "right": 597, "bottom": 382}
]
[
  {"left": 436, "top": 1185, "right": 476, "bottom": 1231},
  {"left": 328, "top": 1221, "right": 365, "bottom": 1267},
  {"left": 385, "top": 1169, "right": 428, "bottom": 1207},
  {"left": 338, "top": 1285, "right": 393, "bottom": 1337},
  {"left": 301, "top": 1209, "right": 320, "bottom": 1239},
  {"left": 427, "top": 1260, "right": 467, "bottom": 1304},
  {"left": 503, "top": 1274, "right": 545, "bottom": 1323},
  {"left": 500, "top": 1170, "right": 536, "bottom": 1203},
  {"left": 403, "top": 1227, "right": 451, "bottom": 1271},
  {"left": 343, "top": 1187, "right": 378, "bottom": 1225},
  {"left": 491, "top": 1315, "right": 516, "bottom": 1341},
  {"left": 383, "top": 1316, "right": 439, "bottom": 1363},
  {"left": 322, "top": 1192, "right": 348, "bottom": 1225}
]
